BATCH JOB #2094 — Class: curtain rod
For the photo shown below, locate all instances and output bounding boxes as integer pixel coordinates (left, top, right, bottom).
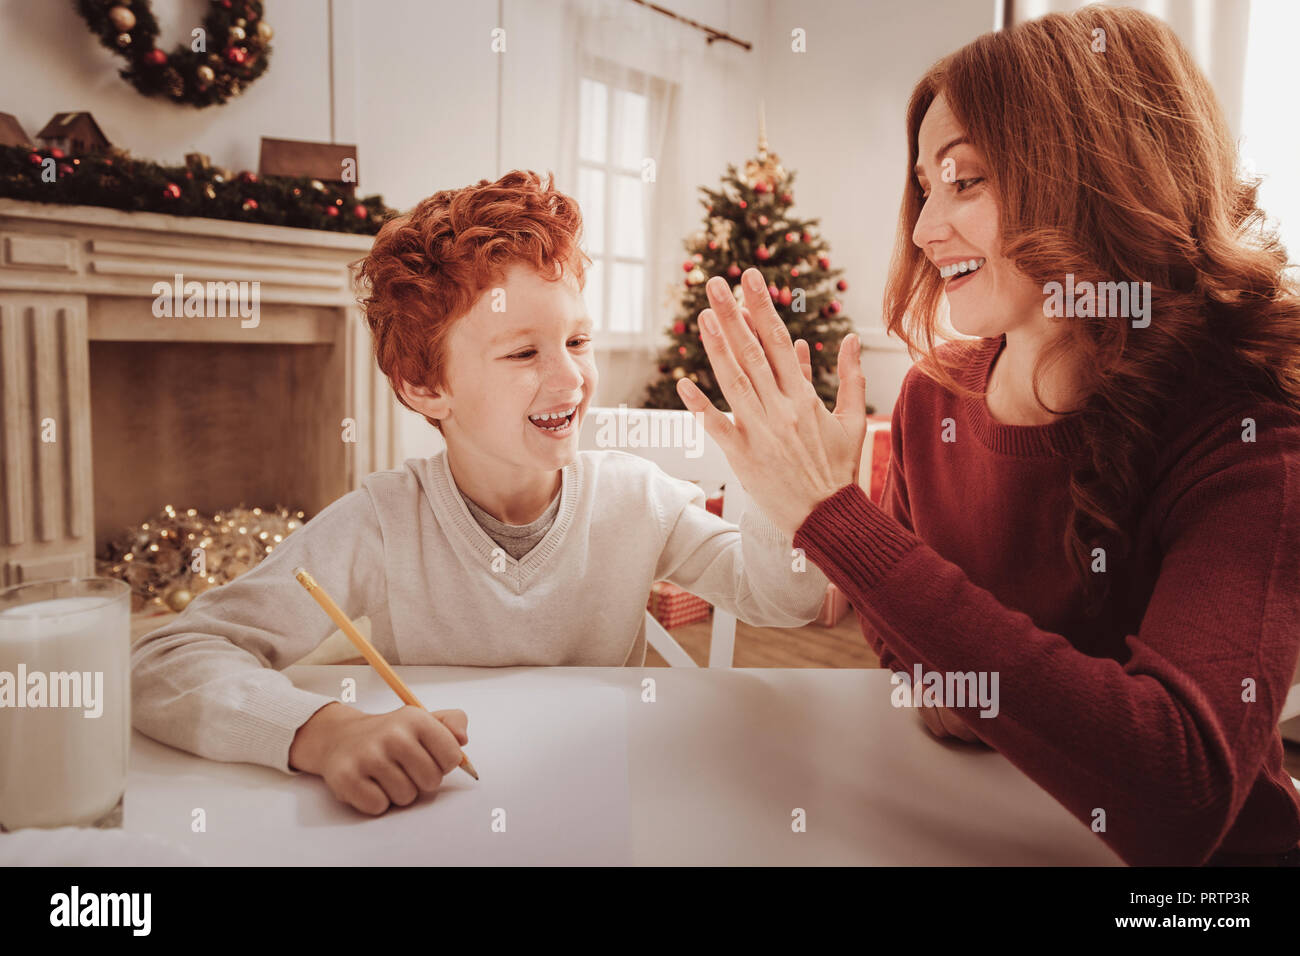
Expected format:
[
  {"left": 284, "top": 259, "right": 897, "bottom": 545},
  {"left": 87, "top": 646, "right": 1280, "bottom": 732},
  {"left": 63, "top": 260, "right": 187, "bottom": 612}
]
[{"left": 625, "top": 0, "right": 752, "bottom": 51}]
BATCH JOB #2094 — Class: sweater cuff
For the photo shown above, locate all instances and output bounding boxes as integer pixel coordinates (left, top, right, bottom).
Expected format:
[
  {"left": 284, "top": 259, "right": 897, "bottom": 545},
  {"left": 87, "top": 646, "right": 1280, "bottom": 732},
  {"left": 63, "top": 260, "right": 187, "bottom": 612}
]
[
  {"left": 793, "top": 483, "right": 922, "bottom": 589},
  {"left": 229, "top": 687, "right": 342, "bottom": 776}
]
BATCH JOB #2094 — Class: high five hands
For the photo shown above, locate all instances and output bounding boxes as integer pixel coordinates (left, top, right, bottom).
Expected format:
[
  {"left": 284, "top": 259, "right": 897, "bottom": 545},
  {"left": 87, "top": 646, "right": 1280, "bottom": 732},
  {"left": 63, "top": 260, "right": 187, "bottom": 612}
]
[{"left": 675, "top": 267, "right": 869, "bottom": 538}]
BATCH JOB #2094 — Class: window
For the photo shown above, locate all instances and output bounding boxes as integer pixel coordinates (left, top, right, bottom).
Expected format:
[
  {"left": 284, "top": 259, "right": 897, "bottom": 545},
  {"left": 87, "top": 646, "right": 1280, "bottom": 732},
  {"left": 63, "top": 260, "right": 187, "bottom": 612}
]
[{"left": 576, "top": 68, "right": 654, "bottom": 339}]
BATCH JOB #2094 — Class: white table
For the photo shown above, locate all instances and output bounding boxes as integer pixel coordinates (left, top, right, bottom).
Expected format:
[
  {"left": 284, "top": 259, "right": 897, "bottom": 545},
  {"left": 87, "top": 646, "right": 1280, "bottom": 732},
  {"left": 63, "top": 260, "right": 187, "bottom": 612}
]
[{"left": 115, "top": 666, "right": 1122, "bottom": 865}]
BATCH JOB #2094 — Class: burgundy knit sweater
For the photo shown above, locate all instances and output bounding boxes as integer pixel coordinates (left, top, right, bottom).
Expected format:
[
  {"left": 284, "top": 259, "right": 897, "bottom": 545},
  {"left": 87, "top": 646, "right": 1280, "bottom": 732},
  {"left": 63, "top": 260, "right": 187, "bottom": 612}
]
[{"left": 793, "top": 333, "right": 1300, "bottom": 867}]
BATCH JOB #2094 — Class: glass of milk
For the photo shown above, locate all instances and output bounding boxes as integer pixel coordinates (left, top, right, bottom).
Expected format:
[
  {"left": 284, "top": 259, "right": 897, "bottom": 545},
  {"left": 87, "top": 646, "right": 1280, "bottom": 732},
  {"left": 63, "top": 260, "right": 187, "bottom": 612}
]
[{"left": 0, "top": 577, "right": 131, "bottom": 831}]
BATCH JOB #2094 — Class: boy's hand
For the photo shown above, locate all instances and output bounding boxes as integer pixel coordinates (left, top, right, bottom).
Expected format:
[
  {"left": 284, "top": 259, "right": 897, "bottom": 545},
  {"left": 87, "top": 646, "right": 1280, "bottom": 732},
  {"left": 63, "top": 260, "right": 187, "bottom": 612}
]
[{"left": 288, "top": 701, "right": 470, "bottom": 815}]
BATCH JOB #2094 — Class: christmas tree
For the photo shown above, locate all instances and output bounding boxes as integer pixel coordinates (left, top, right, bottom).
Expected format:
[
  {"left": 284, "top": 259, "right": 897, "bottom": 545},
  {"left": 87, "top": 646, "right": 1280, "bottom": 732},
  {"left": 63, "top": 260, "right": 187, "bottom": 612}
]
[{"left": 643, "top": 121, "right": 870, "bottom": 414}]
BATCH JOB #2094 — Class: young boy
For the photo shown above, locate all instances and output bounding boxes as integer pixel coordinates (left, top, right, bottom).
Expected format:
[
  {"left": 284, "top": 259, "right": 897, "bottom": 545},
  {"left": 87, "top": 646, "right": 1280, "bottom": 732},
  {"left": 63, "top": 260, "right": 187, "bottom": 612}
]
[{"left": 130, "top": 170, "right": 829, "bottom": 816}]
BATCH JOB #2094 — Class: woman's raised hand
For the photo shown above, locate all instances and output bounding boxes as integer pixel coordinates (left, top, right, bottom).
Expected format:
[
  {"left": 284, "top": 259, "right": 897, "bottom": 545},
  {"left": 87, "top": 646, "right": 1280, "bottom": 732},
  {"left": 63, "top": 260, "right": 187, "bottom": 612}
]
[{"left": 676, "top": 268, "right": 869, "bottom": 537}]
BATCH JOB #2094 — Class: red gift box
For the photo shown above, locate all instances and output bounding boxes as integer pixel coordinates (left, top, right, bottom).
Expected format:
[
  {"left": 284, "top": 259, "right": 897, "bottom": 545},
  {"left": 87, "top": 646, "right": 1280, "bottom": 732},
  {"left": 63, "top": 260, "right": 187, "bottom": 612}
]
[
  {"left": 815, "top": 583, "right": 851, "bottom": 627},
  {"left": 647, "top": 581, "right": 711, "bottom": 629},
  {"left": 858, "top": 415, "right": 892, "bottom": 505}
]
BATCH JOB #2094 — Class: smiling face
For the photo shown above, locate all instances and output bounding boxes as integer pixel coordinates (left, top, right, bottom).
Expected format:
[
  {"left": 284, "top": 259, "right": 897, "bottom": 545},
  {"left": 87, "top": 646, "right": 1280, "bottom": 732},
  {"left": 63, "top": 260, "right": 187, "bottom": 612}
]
[
  {"left": 912, "top": 94, "right": 1043, "bottom": 337},
  {"left": 404, "top": 261, "right": 597, "bottom": 486}
]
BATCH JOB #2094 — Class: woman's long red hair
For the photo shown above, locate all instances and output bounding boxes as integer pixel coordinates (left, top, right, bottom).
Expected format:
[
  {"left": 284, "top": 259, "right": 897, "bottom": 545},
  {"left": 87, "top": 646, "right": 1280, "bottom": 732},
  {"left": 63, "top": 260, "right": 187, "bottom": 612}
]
[{"left": 882, "top": 4, "right": 1300, "bottom": 614}]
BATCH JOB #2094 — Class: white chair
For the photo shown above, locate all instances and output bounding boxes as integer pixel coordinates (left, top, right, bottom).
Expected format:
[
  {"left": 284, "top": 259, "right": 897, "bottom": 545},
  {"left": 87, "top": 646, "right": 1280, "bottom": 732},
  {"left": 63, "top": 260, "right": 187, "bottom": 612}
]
[{"left": 578, "top": 405, "right": 750, "bottom": 668}]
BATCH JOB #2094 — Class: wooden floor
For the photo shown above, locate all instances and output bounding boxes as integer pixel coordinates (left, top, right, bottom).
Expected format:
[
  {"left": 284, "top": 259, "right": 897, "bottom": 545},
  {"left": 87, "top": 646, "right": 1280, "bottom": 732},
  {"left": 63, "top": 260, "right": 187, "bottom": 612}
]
[{"left": 646, "top": 613, "right": 1300, "bottom": 782}]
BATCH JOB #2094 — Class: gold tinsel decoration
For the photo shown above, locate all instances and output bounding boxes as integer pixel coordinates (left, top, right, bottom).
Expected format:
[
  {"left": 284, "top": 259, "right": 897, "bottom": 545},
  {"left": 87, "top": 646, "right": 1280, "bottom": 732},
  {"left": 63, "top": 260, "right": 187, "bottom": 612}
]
[
  {"left": 743, "top": 103, "right": 788, "bottom": 191},
  {"left": 95, "top": 503, "right": 308, "bottom": 613}
]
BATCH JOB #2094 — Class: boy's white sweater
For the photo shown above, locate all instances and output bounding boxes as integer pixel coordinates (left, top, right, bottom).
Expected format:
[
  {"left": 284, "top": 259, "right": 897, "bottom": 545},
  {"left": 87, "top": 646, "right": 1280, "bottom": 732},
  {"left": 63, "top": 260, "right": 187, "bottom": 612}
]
[{"left": 130, "top": 449, "right": 829, "bottom": 774}]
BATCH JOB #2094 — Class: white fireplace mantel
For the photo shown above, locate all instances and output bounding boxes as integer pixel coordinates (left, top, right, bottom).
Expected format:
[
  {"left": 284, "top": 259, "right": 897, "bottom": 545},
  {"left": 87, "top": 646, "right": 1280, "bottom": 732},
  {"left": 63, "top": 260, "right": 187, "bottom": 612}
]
[{"left": 0, "top": 198, "right": 399, "bottom": 588}]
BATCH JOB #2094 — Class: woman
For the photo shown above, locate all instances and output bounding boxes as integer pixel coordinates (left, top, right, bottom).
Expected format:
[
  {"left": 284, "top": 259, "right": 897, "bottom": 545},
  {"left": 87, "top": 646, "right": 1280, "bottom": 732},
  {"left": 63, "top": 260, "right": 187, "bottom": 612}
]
[{"left": 676, "top": 5, "right": 1300, "bottom": 867}]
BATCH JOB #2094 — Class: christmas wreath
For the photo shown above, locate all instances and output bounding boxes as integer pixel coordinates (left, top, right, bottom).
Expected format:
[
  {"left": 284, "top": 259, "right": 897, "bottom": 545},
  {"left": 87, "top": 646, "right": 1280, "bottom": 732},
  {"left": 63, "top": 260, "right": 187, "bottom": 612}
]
[{"left": 74, "top": 0, "right": 273, "bottom": 108}]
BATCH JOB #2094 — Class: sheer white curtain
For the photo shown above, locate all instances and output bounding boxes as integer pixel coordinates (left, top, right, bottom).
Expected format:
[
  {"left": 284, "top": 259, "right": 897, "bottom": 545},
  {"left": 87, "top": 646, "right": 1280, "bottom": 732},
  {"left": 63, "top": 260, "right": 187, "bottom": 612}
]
[{"left": 552, "top": 0, "right": 697, "bottom": 350}]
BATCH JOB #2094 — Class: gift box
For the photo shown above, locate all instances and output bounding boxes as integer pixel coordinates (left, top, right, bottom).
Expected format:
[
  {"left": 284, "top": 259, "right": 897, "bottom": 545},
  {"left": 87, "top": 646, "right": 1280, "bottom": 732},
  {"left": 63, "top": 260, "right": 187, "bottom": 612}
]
[
  {"left": 815, "top": 583, "right": 851, "bottom": 627},
  {"left": 858, "top": 415, "right": 893, "bottom": 506},
  {"left": 647, "top": 581, "right": 711, "bottom": 629}
]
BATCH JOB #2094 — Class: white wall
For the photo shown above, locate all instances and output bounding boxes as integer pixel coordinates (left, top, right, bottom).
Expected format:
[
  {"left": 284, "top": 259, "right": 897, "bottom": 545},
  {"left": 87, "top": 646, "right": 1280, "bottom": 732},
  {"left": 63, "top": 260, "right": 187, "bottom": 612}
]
[{"left": 758, "top": 0, "right": 996, "bottom": 417}]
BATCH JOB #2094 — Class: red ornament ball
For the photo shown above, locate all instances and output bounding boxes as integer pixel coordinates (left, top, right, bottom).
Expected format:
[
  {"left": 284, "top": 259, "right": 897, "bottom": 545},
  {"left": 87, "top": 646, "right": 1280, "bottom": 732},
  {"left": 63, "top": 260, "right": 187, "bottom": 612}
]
[
  {"left": 758, "top": 215, "right": 769, "bottom": 226},
  {"left": 49, "top": 147, "right": 65, "bottom": 160},
  {"left": 818, "top": 255, "right": 831, "bottom": 269},
  {"left": 238, "top": 171, "right": 258, "bottom": 184},
  {"left": 791, "top": 267, "right": 800, "bottom": 277},
  {"left": 143, "top": 49, "right": 167, "bottom": 66},
  {"left": 225, "top": 47, "right": 248, "bottom": 65},
  {"left": 682, "top": 260, "right": 695, "bottom": 272},
  {"left": 738, "top": 200, "right": 747, "bottom": 209},
  {"left": 353, "top": 204, "right": 368, "bottom": 219},
  {"left": 242, "top": 198, "right": 258, "bottom": 211},
  {"left": 785, "top": 231, "right": 798, "bottom": 243},
  {"left": 325, "top": 205, "right": 339, "bottom": 217},
  {"left": 673, "top": 322, "right": 686, "bottom": 335},
  {"left": 162, "top": 183, "right": 181, "bottom": 199},
  {"left": 727, "top": 264, "right": 741, "bottom": 278},
  {"left": 755, "top": 246, "right": 770, "bottom": 261},
  {"left": 778, "top": 288, "right": 793, "bottom": 307},
  {"left": 678, "top": 346, "right": 687, "bottom": 356},
  {"left": 27, "top": 152, "right": 40, "bottom": 164},
  {"left": 814, "top": 342, "right": 824, "bottom": 351},
  {"left": 837, "top": 279, "right": 848, "bottom": 292},
  {"left": 755, "top": 181, "right": 769, "bottom": 193},
  {"left": 828, "top": 300, "right": 841, "bottom": 314},
  {"left": 781, "top": 193, "right": 793, "bottom": 204},
  {"left": 767, "top": 284, "right": 779, "bottom": 298},
  {"left": 707, "top": 240, "right": 717, "bottom": 250},
  {"left": 802, "top": 231, "right": 812, "bottom": 243},
  {"left": 57, "top": 163, "right": 73, "bottom": 177}
]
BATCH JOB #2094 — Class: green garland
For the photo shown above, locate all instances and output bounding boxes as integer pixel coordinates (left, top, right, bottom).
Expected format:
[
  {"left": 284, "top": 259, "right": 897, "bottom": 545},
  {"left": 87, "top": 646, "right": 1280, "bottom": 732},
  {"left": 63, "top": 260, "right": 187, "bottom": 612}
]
[
  {"left": 0, "top": 144, "right": 395, "bottom": 235},
  {"left": 75, "top": 0, "right": 272, "bottom": 108}
]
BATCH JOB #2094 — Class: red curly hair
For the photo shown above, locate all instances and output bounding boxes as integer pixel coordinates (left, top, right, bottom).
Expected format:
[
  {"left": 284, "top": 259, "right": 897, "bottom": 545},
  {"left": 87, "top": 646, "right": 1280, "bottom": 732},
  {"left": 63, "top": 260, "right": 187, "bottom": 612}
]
[{"left": 354, "top": 169, "right": 590, "bottom": 430}]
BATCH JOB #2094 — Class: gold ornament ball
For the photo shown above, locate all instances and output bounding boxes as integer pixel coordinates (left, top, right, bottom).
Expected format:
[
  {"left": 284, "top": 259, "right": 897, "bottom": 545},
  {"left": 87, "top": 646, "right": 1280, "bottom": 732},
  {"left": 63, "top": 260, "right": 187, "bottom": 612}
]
[
  {"left": 686, "top": 267, "right": 705, "bottom": 285},
  {"left": 672, "top": 367, "right": 686, "bottom": 380},
  {"left": 115, "top": 32, "right": 132, "bottom": 48},
  {"left": 196, "top": 64, "right": 215, "bottom": 85},
  {"left": 108, "top": 5, "right": 136, "bottom": 31},
  {"left": 228, "top": 25, "right": 246, "bottom": 41},
  {"left": 165, "top": 588, "right": 193, "bottom": 612},
  {"left": 203, "top": 183, "right": 216, "bottom": 199},
  {"left": 257, "top": 21, "right": 274, "bottom": 41}
]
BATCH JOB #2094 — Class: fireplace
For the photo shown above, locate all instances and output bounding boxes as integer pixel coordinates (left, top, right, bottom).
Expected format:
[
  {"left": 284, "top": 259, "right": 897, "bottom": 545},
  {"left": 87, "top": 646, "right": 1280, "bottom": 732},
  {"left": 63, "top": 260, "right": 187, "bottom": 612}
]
[{"left": 0, "top": 199, "right": 399, "bottom": 588}]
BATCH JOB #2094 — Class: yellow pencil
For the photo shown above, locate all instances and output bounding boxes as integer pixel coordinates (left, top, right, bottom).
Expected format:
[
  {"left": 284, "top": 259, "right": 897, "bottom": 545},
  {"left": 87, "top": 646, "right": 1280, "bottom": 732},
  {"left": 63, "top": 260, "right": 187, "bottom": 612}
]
[{"left": 293, "top": 566, "right": 479, "bottom": 781}]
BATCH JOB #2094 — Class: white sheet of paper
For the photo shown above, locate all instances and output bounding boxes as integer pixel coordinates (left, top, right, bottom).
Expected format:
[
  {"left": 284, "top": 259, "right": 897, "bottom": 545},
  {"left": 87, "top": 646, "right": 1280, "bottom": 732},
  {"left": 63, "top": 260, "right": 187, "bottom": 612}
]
[{"left": 120, "top": 683, "right": 632, "bottom": 866}]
